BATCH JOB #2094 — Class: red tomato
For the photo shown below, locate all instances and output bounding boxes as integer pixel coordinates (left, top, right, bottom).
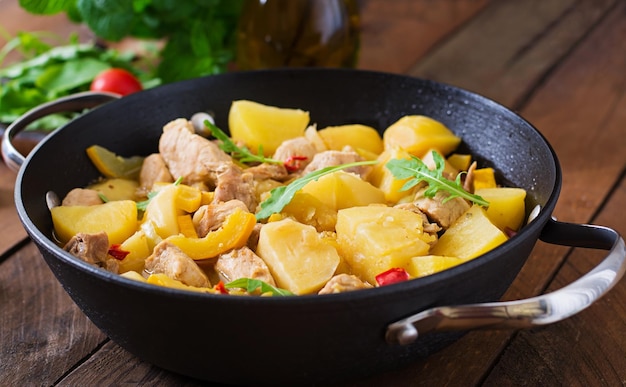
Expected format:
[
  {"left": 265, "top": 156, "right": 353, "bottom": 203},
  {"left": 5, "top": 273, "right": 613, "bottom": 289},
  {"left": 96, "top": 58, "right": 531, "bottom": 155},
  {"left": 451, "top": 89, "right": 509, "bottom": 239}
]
[{"left": 90, "top": 68, "right": 143, "bottom": 96}]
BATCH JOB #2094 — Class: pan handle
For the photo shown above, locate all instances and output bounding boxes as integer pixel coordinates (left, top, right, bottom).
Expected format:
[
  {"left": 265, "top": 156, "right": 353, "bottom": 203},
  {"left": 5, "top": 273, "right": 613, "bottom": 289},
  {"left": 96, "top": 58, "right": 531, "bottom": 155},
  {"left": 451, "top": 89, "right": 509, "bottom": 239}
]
[
  {"left": 1, "top": 91, "right": 121, "bottom": 172},
  {"left": 386, "top": 219, "right": 625, "bottom": 345}
]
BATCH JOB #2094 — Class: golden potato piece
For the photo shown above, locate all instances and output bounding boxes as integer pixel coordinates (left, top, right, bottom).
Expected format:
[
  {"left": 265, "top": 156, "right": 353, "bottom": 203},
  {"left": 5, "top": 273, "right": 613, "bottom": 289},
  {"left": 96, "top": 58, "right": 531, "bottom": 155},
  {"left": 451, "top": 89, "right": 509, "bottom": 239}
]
[
  {"left": 430, "top": 205, "right": 508, "bottom": 260},
  {"left": 228, "top": 100, "right": 310, "bottom": 156},
  {"left": 256, "top": 218, "right": 340, "bottom": 295},
  {"left": 336, "top": 206, "right": 435, "bottom": 284},
  {"left": 318, "top": 124, "right": 383, "bottom": 155},
  {"left": 475, "top": 187, "right": 527, "bottom": 232},
  {"left": 51, "top": 200, "right": 138, "bottom": 245},
  {"left": 383, "top": 115, "right": 461, "bottom": 157}
]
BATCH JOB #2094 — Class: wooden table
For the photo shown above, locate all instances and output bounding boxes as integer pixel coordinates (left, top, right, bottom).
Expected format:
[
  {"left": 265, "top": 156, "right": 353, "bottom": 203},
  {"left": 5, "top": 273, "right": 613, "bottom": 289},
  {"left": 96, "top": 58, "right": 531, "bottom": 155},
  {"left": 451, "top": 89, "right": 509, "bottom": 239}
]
[{"left": 1, "top": 0, "right": 625, "bottom": 385}]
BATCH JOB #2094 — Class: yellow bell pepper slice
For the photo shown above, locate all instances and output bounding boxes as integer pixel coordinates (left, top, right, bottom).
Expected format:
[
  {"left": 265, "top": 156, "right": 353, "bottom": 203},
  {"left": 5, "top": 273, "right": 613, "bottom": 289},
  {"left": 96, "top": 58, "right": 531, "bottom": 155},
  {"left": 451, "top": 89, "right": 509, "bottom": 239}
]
[
  {"left": 146, "top": 273, "right": 216, "bottom": 293},
  {"left": 86, "top": 145, "right": 145, "bottom": 180},
  {"left": 165, "top": 208, "right": 256, "bottom": 260},
  {"left": 177, "top": 214, "right": 198, "bottom": 238},
  {"left": 473, "top": 168, "right": 497, "bottom": 190},
  {"left": 175, "top": 184, "right": 202, "bottom": 213}
]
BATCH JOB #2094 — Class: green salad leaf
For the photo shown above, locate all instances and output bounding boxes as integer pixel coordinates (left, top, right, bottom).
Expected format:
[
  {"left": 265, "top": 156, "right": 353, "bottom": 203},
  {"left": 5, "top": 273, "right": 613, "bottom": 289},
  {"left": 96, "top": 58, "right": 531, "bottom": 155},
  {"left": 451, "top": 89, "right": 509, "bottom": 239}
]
[{"left": 0, "top": 32, "right": 154, "bottom": 129}]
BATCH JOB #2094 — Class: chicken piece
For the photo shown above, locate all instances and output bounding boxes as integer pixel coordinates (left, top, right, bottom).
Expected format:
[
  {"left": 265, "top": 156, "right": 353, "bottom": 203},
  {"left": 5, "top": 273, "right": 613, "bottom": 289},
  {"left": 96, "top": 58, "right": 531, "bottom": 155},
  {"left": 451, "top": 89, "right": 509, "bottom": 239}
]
[
  {"left": 245, "top": 163, "right": 290, "bottom": 182},
  {"left": 158, "top": 118, "right": 232, "bottom": 186},
  {"left": 302, "top": 147, "right": 369, "bottom": 178},
  {"left": 215, "top": 246, "right": 276, "bottom": 286},
  {"left": 394, "top": 202, "right": 442, "bottom": 237},
  {"left": 272, "top": 136, "right": 318, "bottom": 172},
  {"left": 318, "top": 274, "right": 373, "bottom": 295},
  {"left": 137, "top": 153, "right": 174, "bottom": 197},
  {"left": 413, "top": 189, "right": 470, "bottom": 230},
  {"left": 144, "top": 241, "right": 210, "bottom": 288},
  {"left": 63, "top": 232, "right": 119, "bottom": 273},
  {"left": 193, "top": 200, "right": 249, "bottom": 237},
  {"left": 212, "top": 163, "right": 257, "bottom": 212},
  {"left": 246, "top": 223, "right": 263, "bottom": 251},
  {"left": 61, "top": 188, "right": 103, "bottom": 206}
]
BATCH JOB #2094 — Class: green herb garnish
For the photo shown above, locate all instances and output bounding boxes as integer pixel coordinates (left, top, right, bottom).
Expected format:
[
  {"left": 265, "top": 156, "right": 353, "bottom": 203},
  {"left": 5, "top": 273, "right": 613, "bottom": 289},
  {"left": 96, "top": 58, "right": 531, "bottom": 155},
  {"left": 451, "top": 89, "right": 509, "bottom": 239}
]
[
  {"left": 205, "top": 120, "right": 283, "bottom": 165},
  {"left": 97, "top": 192, "right": 110, "bottom": 203},
  {"left": 225, "top": 278, "right": 293, "bottom": 296},
  {"left": 256, "top": 160, "right": 378, "bottom": 220},
  {"left": 386, "top": 150, "right": 489, "bottom": 207}
]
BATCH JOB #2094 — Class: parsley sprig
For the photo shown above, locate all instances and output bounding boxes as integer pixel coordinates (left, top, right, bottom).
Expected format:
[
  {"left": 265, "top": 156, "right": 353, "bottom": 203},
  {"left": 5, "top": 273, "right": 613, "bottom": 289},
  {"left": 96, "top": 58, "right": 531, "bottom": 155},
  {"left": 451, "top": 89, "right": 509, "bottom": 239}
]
[
  {"left": 386, "top": 150, "right": 489, "bottom": 207},
  {"left": 256, "top": 160, "right": 378, "bottom": 220}
]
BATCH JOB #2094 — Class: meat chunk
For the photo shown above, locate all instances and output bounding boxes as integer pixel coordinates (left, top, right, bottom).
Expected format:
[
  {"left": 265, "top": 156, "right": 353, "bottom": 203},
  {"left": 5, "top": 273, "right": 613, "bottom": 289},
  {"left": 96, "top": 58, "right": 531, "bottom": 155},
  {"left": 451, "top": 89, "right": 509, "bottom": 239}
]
[
  {"left": 62, "top": 188, "right": 103, "bottom": 206},
  {"left": 212, "top": 163, "right": 257, "bottom": 211},
  {"left": 413, "top": 189, "right": 470, "bottom": 229},
  {"left": 394, "top": 202, "right": 442, "bottom": 237},
  {"left": 245, "top": 163, "right": 290, "bottom": 182},
  {"left": 302, "top": 147, "right": 369, "bottom": 178},
  {"left": 63, "top": 232, "right": 119, "bottom": 273},
  {"left": 215, "top": 246, "right": 276, "bottom": 286},
  {"left": 246, "top": 223, "right": 263, "bottom": 250},
  {"left": 272, "top": 136, "right": 318, "bottom": 172},
  {"left": 137, "top": 153, "right": 174, "bottom": 196},
  {"left": 318, "top": 274, "right": 372, "bottom": 294},
  {"left": 145, "top": 241, "right": 210, "bottom": 288},
  {"left": 193, "top": 200, "right": 249, "bottom": 237},
  {"left": 158, "top": 118, "right": 232, "bottom": 186}
]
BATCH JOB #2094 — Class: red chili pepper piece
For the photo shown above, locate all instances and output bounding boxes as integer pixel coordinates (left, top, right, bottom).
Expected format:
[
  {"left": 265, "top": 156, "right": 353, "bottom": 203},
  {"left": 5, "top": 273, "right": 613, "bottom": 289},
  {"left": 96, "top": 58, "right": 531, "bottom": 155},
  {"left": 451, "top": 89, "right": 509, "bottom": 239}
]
[
  {"left": 214, "top": 281, "right": 229, "bottom": 294},
  {"left": 283, "top": 155, "right": 308, "bottom": 172},
  {"left": 375, "top": 267, "right": 410, "bottom": 286},
  {"left": 108, "top": 244, "right": 130, "bottom": 260}
]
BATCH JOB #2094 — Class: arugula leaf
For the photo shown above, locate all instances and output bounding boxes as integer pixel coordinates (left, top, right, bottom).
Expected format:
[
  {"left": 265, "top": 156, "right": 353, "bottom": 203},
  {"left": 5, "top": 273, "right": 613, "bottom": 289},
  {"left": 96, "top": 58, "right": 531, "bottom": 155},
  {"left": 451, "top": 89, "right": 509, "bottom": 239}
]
[
  {"left": 386, "top": 150, "right": 489, "bottom": 207},
  {"left": 205, "top": 120, "right": 282, "bottom": 165},
  {"left": 225, "top": 278, "right": 293, "bottom": 296},
  {"left": 256, "top": 160, "right": 378, "bottom": 220}
]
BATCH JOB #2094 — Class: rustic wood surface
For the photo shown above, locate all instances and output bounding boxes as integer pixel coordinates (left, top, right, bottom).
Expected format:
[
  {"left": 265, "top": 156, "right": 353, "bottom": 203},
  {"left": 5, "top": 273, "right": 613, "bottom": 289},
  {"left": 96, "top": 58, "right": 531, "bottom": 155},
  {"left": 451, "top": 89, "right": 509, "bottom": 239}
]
[{"left": 1, "top": 0, "right": 625, "bottom": 385}]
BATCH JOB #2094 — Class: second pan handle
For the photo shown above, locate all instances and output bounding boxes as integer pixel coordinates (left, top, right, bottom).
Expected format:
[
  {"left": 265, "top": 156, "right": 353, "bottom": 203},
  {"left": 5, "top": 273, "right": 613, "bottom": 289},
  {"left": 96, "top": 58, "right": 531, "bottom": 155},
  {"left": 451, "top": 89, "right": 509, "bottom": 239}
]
[{"left": 386, "top": 219, "right": 625, "bottom": 345}]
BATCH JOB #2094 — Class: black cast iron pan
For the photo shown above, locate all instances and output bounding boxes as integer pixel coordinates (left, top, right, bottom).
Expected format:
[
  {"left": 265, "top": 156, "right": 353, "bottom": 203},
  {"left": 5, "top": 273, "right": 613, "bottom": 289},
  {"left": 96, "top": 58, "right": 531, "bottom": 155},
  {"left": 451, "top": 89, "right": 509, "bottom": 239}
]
[{"left": 3, "top": 69, "right": 625, "bottom": 385}]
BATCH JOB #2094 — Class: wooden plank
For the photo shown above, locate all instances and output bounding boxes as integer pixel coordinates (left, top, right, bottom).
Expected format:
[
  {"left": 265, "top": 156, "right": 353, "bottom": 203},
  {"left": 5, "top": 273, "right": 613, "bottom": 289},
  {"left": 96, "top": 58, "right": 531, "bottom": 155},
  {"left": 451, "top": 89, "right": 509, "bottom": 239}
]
[
  {"left": 408, "top": 0, "right": 617, "bottom": 108},
  {"left": 0, "top": 162, "right": 27, "bottom": 256},
  {"left": 359, "top": 1, "right": 626, "bottom": 385},
  {"left": 0, "top": 4, "right": 90, "bottom": 255},
  {"left": 484, "top": 175, "right": 626, "bottom": 386},
  {"left": 0, "top": 3, "right": 91, "bottom": 64},
  {"left": 357, "top": 0, "right": 490, "bottom": 73},
  {"left": 0, "top": 243, "right": 107, "bottom": 385},
  {"left": 57, "top": 341, "right": 204, "bottom": 386}
]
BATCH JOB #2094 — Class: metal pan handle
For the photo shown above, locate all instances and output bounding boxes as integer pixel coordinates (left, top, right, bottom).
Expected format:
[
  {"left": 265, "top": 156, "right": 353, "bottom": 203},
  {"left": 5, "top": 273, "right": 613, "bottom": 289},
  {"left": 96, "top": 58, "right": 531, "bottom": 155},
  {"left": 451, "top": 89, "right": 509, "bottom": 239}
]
[
  {"left": 386, "top": 218, "right": 626, "bottom": 345},
  {"left": 1, "top": 91, "right": 120, "bottom": 172}
]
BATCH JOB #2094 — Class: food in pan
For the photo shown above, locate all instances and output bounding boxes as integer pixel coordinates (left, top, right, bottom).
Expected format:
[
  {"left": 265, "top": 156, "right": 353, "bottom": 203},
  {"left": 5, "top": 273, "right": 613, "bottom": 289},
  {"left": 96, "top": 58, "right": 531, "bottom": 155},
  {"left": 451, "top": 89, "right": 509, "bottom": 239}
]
[{"left": 50, "top": 100, "right": 526, "bottom": 296}]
